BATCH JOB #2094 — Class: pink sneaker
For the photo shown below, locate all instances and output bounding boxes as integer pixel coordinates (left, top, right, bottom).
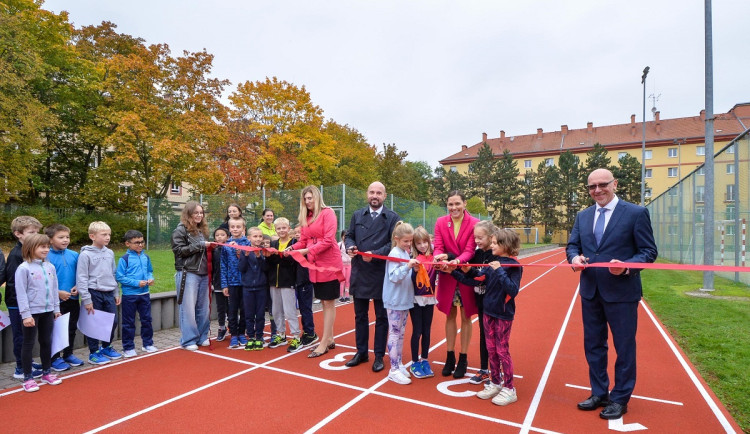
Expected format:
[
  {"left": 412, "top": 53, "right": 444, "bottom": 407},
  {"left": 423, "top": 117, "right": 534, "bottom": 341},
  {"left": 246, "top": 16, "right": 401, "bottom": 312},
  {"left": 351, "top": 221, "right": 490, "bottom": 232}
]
[
  {"left": 23, "top": 379, "right": 39, "bottom": 392},
  {"left": 41, "top": 373, "right": 62, "bottom": 385}
]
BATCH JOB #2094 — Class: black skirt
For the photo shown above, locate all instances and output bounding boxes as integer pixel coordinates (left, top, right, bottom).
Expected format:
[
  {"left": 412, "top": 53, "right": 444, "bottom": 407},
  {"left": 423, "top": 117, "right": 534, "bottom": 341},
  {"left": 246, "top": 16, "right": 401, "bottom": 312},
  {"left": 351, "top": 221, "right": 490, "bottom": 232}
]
[{"left": 313, "top": 280, "right": 340, "bottom": 301}]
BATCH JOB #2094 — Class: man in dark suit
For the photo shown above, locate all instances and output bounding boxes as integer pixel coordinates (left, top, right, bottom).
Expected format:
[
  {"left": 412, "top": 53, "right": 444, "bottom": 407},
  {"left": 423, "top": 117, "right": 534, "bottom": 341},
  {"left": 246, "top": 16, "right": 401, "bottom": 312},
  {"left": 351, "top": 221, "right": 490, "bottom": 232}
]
[
  {"left": 566, "top": 168, "right": 657, "bottom": 420},
  {"left": 345, "top": 181, "right": 400, "bottom": 372}
]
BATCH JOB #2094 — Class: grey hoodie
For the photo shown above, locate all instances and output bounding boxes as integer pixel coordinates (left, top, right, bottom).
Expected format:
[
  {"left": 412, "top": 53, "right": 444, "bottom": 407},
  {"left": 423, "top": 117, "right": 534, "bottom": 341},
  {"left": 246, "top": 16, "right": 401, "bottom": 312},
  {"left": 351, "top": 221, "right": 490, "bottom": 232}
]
[
  {"left": 15, "top": 260, "right": 61, "bottom": 319},
  {"left": 76, "top": 245, "right": 119, "bottom": 304}
]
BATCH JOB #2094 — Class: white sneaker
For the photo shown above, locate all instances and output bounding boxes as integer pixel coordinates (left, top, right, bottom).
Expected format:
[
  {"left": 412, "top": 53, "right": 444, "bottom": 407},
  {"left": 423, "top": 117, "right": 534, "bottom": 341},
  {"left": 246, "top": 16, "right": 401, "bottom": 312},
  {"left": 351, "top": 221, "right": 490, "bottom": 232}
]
[
  {"left": 200, "top": 339, "right": 210, "bottom": 347},
  {"left": 387, "top": 369, "right": 412, "bottom": 385},
  {"left": 399, "top": 364, "right": 411, "bottom": 378},
  {"left": 142, "top": 345, "right": 158, "bottom": 353},
  {"left": 184, "top": 344, "right": 199, "bottom": 351},
  {"left": 492, "top": 387, "right": 517, "bottom": 406},
  {"left": 122, "top": 349, "right": 137, "bottom": 358},
  {"left": 477, "top": 382, "right": 502, "bottom": 399}
]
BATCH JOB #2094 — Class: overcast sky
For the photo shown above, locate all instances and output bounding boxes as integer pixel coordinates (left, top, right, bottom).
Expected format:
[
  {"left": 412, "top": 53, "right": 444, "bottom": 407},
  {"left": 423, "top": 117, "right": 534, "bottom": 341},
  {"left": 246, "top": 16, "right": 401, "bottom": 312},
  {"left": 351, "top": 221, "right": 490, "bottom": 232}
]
[{"left": 44, "top": 0, "right": 750, "bottom": 168}]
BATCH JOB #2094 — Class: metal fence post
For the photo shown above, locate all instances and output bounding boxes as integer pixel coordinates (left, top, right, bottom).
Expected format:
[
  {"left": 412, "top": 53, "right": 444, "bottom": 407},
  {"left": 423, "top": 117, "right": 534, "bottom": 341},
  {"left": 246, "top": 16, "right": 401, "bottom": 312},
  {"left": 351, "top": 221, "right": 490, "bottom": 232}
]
[
  {"left": 146, "top": 197, "right": 150, "bottom": 251},
  {"left": 423, "top": 201, "right": 426, "bottom": 227},
  {"left": 342, "top": 184, "right": 346, "bottom": 233},
  {"left": 262, "top": 187, "right": 266, "bottom": 210}
]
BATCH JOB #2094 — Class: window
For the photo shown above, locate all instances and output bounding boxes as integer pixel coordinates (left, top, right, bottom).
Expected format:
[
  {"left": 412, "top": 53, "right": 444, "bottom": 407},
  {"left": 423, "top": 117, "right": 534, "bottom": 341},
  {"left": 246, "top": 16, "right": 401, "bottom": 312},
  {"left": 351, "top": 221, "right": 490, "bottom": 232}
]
[
  {"left": 450, "top": 166, "right": 457, "bottom": 172},
  {"left": 89, "top": 155, "right": 99, "bottom": 168},
  {"left": 696, "top": 146, "right": 705, "bottom": 156},
  {"left": 697, "top": 225, "right": 704, "bottom": 235},
  {"left": 668, "top": 167, "right": 678, "bottom": 177},
  {"left": 545, "top": 158, "right": 554, "bottom": 167},
  {"left": 119, "top": 185, "right": 132, "bottom": 195},
  {"left": 696, "top": 205, "right": 704, "bottom": 222},
  {"left": 727, "top": 164, "right": 735, "bottom": 174},
  {"left": 726, "top": 224, "right": 736, "bottom": 236},
  {"left": 695, "top": 186, "right": 705, "bottom": 202},
  {"left": 726, "top": 184, "right": 735, "bottom": 202},
  {"left": 524, "top": 159, "right": 532, "bottom": 169},
  {"left": 696, "top": 166, "right": 705, "bottom": 175},
  {"left": 618, "top": 152, "right": 628, "bottom": 160},
  {"left": 726, "top": 205, "right": 736, "bottom": 221},
  {"left": 668, "top": 188, "right": 678, "bottom": 197},
  {"left": 644, "top": 189, "right": 652, "bottom": 198},
  {"left": 668, "top": 148, "right": 678, "bottom": 158},
  {"left": 645, "top": 150, "right": 652, "bottom": 159},
  {"left": 170, "top": 182, "right": 181, "bottom": 195},
  {"left": 727, "top": 144, "right": 735, "bottom": 154},
  {"left": 645, "top": 168, "right": 653, "bottom": 178},
  {"left": 668, "top": 225, "right": 678, "bottom": 236},
  {"left": 668, "top": 205, "right": 679, "bottom": 215}
]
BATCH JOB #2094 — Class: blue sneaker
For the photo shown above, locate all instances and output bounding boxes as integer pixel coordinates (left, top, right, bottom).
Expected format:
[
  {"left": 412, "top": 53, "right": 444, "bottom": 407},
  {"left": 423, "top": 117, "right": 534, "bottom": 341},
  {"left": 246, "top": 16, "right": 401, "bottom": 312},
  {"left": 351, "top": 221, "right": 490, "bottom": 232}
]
[
  {"left": 14, "top": 367, "right": 43, "bottom": 379},
  {"left": 100, "top": 346, "right": 123, "bottom": 360},
  {"left": 32, "top": 362, "right": 42, "bottom": 370},
  {"left": 238, "top": 335, "right": 248, "bottom": 346},
  {"left": 229, "top": 336, "right": 239, "bottom": 349},
  {"left": 51, "top": 358, "right": 71, "bottom": 372},
  {"left": 63, "top": 354, "right": 85, "bottom": 367},
  {"left": 88, "top": 351, "right": 110, "bottom": 365},
  {"left": 421, "top": 360, "right": 435, "bottom": 378},
  {"left": 410, "top": 361, "right": 425, "bottom": 378}
]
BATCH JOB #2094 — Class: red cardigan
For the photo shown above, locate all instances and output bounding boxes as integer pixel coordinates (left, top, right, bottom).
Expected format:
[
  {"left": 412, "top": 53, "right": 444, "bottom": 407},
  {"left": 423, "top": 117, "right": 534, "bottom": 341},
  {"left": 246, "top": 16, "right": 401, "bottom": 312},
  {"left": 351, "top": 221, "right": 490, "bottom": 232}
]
[
  {"left": 433, "top": 210, "right": 480, "bottom": 317},
  {"left": 291, "top": 207, "right": 343, "bottom": 283}
]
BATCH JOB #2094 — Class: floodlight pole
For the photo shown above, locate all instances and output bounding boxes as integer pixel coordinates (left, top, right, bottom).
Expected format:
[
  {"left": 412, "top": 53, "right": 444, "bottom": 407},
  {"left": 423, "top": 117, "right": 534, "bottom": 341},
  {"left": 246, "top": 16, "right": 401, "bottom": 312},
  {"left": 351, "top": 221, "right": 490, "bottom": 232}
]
[
  {"left": 703, "top": 0, "right": 714, "bottom": 290},
  {"left": 641, "top": 66, "right": 649, "bottom": 207}
]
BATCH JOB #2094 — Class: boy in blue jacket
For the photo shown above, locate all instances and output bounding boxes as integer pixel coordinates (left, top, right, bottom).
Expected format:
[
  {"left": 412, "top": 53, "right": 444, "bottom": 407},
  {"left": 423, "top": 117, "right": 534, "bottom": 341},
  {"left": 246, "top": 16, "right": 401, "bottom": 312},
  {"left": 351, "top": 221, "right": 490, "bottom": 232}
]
[
  {"left": 45, "top": 224, "right": 84, "bottom": 371},
  {"left": 116, "top": 230, "right": 157, "bottom": 358},
  {"left": 221, "top": 217, "right": 249, "bottom": 348}
]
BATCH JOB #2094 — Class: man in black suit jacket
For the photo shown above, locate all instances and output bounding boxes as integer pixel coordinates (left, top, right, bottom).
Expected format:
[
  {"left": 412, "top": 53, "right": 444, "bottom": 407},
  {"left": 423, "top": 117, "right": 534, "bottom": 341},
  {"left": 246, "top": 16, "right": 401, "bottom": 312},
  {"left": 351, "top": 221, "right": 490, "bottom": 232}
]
[
  {"left": 344, "top": 182, "right": 400, "bottom": 372},
  {"left": 566, "top": 168, "right": 657, "bottom": 420}
]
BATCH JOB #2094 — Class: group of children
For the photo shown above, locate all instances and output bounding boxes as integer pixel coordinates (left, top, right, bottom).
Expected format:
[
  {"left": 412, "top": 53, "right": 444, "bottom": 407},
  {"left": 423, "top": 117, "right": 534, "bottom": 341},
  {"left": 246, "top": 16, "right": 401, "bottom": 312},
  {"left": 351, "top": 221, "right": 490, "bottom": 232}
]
[
  {"left": 1, "top": 216, "right": 157, "bottom": 393},
  {"left": 382, "top": 220, "right": 523, "bottom": 407}
]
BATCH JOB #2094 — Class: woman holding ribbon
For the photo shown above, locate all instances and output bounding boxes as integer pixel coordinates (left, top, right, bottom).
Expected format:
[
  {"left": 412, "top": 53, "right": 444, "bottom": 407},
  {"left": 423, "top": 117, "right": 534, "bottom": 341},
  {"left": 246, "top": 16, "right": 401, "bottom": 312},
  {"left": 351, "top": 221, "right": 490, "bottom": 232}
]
[
  {"left": 289, "top": 186, "right": 343, "bottom": 358},
  {"left": 433, "top": 190, "right": 480, "bottom": 378}
]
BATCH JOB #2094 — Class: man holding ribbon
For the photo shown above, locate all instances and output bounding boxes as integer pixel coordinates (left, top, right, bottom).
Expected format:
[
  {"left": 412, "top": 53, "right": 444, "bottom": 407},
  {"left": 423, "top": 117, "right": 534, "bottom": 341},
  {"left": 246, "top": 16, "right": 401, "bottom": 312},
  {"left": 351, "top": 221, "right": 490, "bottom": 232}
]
[
  {"left": 566, "top": 168, "right": 657, "bottom": 420},
  {"left": 345, "top": 181, "right": 400, "bottom": 372}
]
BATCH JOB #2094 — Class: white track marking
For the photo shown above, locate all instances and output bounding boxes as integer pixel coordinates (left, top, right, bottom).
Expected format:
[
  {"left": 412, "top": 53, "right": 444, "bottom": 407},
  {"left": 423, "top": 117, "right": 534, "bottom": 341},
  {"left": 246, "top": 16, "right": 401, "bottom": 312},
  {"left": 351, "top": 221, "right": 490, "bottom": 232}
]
[
  {"left": 565, "top": 383, "right": 684, "bottom": 406},
  {"left": 640, "top": 301, "right": 737, "bottom": 433}
]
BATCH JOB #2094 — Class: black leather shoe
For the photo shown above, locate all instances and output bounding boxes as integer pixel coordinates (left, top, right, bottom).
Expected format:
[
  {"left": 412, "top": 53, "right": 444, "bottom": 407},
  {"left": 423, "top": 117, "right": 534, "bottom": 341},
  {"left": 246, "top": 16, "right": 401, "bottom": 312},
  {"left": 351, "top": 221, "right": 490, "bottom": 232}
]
[
  {"left": 600, "top": 402, "right": 627, "bottom": 420},
  {"left": 577, "top": 395, "right": 610, "bottom": 411},
  {"left": 345, "top": 352, "right": 369, "bottom": 367},
  {"left": 372, "top": 355, "right": 384, "bottom": 372}
]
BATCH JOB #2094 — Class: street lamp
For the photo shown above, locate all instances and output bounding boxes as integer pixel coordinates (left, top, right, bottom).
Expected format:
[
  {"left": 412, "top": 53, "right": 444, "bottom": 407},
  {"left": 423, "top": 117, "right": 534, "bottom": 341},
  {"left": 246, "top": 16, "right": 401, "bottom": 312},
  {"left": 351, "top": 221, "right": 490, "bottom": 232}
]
[{"left": 640, "top": 66, "right": 650, "bottom": 207}]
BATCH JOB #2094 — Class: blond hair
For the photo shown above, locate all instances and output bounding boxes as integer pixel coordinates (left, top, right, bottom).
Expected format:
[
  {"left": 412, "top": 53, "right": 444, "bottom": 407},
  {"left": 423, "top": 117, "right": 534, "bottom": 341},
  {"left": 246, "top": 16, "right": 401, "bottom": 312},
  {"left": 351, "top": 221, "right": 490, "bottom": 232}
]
[
  {"left": 11, "top": 216, "right": 42, "bottom": 235},
  {"left": 391, "top": 221, "right": 414, "bottom": 247},
  {"left": 474, "top": 220, "right": 496, "bottom": 237},
  {"left": 297, "top": 185, "right": 326, "bottom": 227},
  {"left": 22, "top": 234, "right": 50, "bottom": 262},
  {"left": 274, "top": 217, "right": 290, "bottom": 228},
  {"left": 411, "top": 226, "right": 433, "bottom": 257},
  {"left": 227, "top": 217, "right": 246, "bottom": 229},
  {"left": 494, "top": 228, "right": 521, "bottom": 257},
  {"left": 247, "top": 226, "right": 263, "bottom": 236},
  {"left": 181, "top": 201, "right": 209, "bottom": 237},
  {"left": 88, "top": 221, "right": 111, "bottom": 235}
]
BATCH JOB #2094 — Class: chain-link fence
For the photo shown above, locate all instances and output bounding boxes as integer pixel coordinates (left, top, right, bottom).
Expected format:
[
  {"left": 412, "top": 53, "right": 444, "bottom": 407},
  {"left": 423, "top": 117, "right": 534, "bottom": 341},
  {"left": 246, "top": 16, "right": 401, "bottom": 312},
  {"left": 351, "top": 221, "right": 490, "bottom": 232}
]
[
  {"left": 647, "top": 128, "right": 750, "bottom": 284},
  {"left": 146, "top": 185, "right": 491, "bottom": 248}
]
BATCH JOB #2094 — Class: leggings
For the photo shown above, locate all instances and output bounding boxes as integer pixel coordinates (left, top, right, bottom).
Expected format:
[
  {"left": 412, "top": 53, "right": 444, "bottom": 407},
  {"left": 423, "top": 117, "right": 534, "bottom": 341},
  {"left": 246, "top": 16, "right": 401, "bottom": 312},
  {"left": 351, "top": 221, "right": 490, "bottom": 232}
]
[
  {"left": 22, "top": 312, "right": 54, "bottom": 379},
  {"left": 475, "top": 292, "right": 489, "bottom": 370},
  {"left": 484, "top": 315, "right": 514, "bottom": 389},
  {"left": 409, "top": 304, "right": 434, "bottom": 362},
  {"left": 387, "top": 309, "right": 409, "bottom": 370}
]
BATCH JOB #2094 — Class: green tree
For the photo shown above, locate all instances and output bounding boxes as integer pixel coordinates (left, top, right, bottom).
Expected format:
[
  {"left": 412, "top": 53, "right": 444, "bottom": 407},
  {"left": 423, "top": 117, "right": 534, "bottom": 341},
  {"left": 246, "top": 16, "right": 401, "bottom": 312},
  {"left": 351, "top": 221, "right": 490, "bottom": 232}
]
[
  {"left": 405, "top": 161, "right": 433, "bottom": 202},
  {"left": 319, "top": 122, "right": 378, "bottom": 190},
  {"left": 532, "top": 162, "right": 562, "bottom": 241},
  {"left": 489, "top": 150, "right": 521, "bottom": 228},
  {"left": 376, "top": 143, "right": 416, "bottom": 200},
  {"left": 582, "top": 143, "right": 613, "bottom": 206},
  {"left": 613, "top": 154, "right": 644, "bottom": 204},
  {"left": 467, "top": 142, "right": 496, "bottom": 208},
  {"left": 430, "top": 166, "right": 467, "bottom": 205},
  {"left": 466, "top": 196, "right": 487, "bottom": 216},
  {"left": 557, "top": 151, "right": 582, "bottom": 237},
  {"left": 520, "top": 170, "right": 535, "bottom": 229}
]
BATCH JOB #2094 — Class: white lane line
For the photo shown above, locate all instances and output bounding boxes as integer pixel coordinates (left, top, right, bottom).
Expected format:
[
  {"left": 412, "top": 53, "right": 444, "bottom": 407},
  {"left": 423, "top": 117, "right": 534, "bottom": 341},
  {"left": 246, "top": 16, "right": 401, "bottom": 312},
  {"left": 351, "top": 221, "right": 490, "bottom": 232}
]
[
  {"left": 565, "top": 383, "right": 684, "bottom": 406},
  {"left": 640, "top": 300, "right": 737, "bottom": 433},
  {"left": 519, "top": 284, "right": 580, "bottom": 434}
]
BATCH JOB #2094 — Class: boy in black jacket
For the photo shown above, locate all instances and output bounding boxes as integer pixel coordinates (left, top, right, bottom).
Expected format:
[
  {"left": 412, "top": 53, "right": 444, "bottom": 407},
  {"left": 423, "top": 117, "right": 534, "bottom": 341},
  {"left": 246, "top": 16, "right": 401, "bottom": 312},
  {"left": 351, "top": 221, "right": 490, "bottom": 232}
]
[{"left": 266, "top": 218, "right": 304, "bottom": 352}]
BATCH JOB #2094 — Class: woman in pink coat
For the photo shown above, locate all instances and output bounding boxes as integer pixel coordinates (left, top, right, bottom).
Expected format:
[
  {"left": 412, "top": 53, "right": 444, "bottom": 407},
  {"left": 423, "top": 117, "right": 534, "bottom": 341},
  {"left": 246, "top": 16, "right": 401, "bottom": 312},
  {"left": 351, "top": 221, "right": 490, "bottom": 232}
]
[
  {"left": 433, "top": 190, "right": 480, "bottom": 378},
  {"left": 290, "top": 185, "right": 343, "bottom": 358}
]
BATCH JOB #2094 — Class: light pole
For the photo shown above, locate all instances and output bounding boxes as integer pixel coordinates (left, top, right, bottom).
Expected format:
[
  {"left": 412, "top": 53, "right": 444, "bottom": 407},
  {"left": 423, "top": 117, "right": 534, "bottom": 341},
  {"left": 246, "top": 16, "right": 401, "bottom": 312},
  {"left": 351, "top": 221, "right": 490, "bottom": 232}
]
[{"left": 640, "top": 66, "right": 650, "bottom": 207}]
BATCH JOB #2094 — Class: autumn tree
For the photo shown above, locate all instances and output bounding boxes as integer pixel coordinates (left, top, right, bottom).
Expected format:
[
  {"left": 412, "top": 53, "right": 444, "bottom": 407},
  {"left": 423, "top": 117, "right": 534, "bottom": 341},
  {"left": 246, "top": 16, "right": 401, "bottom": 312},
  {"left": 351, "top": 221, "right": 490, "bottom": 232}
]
[{"left": 318, "top": 121, "right": 378, "bottom": 189}]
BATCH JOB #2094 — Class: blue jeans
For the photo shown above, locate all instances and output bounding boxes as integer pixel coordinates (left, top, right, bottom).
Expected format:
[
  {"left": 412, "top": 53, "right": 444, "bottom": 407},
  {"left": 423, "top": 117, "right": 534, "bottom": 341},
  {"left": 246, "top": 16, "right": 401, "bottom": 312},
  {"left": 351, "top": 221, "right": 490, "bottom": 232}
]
[
  {"left": 243, "top": 287, "right": 267, "bottom": 340},
  {"left": 87, "top": 290, "right": 118, "bottom": 353},
  {"left": 121, "top": 294, "right": 154, "bottom": 350},
  {"left": 176, "top": 271, "right": 210, "bottom": 347},
  {"left": 295, "top": 283, "right": 315, "bottom": 336}
]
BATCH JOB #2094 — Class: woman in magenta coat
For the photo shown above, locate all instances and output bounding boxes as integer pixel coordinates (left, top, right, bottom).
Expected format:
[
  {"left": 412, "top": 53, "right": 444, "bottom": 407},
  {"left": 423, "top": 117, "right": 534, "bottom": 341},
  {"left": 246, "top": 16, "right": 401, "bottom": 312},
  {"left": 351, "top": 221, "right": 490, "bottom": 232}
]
[
  {"left": 433, "top": 190, "right": 480, "bottom": 378},
  {"left": 290, "top": 185, "right": 343, "bottom": 358}
]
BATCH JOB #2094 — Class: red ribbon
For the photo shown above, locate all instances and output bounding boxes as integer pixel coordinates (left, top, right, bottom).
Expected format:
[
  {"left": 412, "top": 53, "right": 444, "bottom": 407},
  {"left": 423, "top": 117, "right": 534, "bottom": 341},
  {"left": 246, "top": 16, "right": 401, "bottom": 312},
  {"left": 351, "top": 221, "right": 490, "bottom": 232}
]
[{"left": 210, "top": 243, "right": 345, "bottom": 281}]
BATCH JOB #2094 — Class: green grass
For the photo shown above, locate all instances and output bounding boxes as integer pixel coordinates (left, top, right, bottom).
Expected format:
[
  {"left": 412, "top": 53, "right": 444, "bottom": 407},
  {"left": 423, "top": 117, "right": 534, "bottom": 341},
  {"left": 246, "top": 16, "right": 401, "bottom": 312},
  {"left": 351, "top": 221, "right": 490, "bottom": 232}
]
[{"left": 641, "top": 261, "right": 750, "bottom": 432}]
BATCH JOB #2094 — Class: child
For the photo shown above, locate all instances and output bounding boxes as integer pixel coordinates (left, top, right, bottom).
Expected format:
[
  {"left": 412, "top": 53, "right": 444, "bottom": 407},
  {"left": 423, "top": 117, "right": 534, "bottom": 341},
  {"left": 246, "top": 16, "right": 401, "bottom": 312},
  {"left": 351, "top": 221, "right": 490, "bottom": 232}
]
[
  {"left": 262, "top": 233, "right": 278, "bottom": 338},
  {"left": 46, "top": 224, "right": 84, "bottom": 371},
  {"left": 382, "top": 222, "right": 419, "bottom": 385},
  {"left": 338, "top": 230, "right": 351, "bottom": 302},
  {"left": 221, "top": 217, "right": 249, "bottom": 349},
  {"left": 453, "top": 229, "right": 522, "bottom": 406},
  {"left": 76, "top": 221, "right": 122, "bottom": 365},
  {"left": 408, "top": 226, "right": 438, "bottom": 379},
  {"left": 6, "top": 216, "right": 44, "bottom": 380},
  {"left": 15, "top": 233, "right": 62, "bottom": 392},
  {"left": 239, "top": 227, "right": 268, "bottom": 351},
  {"left": 294, "top": 224, "right": 319, "bottom": 348},
  {"left": 266, "top": 218, "right": 302, "bottom": 351},
  {"left": 211, "top": 227, "right": 229, "bottom": 341},
  {"left": 116, "top": 230, "right": 157, "bottom": 358}
]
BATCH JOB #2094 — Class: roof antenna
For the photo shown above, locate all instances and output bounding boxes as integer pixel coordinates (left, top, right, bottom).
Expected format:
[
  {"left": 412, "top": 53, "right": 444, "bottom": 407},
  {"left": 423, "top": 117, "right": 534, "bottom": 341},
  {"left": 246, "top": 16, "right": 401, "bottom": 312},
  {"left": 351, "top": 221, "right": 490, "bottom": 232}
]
[{"left": 649, "top": 81, "right": 661, "bottom": 120}]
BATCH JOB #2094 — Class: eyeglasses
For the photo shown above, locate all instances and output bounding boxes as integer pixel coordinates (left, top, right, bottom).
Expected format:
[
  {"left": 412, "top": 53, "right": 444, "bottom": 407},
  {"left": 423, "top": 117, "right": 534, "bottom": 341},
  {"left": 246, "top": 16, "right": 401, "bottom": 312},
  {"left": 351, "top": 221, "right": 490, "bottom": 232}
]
[
  {"left": 586, "top": 180, "right": 614, "bottom": 191},
  {"left": 130, "top": 241, "right": 145, "bottom": 245}
]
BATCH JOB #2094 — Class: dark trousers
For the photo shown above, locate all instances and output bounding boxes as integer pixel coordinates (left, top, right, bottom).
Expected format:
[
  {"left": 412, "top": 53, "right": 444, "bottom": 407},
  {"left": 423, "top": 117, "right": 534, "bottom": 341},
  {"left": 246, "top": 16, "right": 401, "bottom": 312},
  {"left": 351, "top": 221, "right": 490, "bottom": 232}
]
[
  {"left": 353, "top": 297, "right": 388, "bottom": 357},
  {"left": 227, "top": 285, "right": 245, "bottom": 336},
  {"left": 214, "top": 291, "right": 228, "bottom": 328},
  {"left": 87, "top": 290, "right": 118, "bottom": 353},
  {"left": 54, "top": 298, "right": 80, "bottom": 359},
  {"left": 475, "top": 292, "right": 489, "bottom": 370},
  {"left": 295, "top": 283, "right": 315, "bottom": 336},
  {"left": 121, "top": 294, "right": 153, "bottom": 350},
  {"left": 243, "top": 287, "right": 267, "bottom": 340},
  {"left": 8, "top": 308, "right": 23, "bottom": 368},
  {"left": 266, "top": 286, "right": 277, "bottom": 335},
  {"left": 22, "top": 311, "right": 54, "bottom": 379},
  {"left": 409, "top": 304, "right": 434, "bottom": 362},
  {"left": 581, "top": 290, "right": 639, "bottom": 405}
]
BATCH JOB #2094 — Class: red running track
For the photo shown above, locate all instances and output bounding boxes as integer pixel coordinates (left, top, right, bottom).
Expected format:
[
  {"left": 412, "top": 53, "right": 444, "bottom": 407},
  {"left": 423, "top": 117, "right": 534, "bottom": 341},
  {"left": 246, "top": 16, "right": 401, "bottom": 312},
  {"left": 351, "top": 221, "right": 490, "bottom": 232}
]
[{"left": 0, "top": 249, "right": 741, "bottom": 433}]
